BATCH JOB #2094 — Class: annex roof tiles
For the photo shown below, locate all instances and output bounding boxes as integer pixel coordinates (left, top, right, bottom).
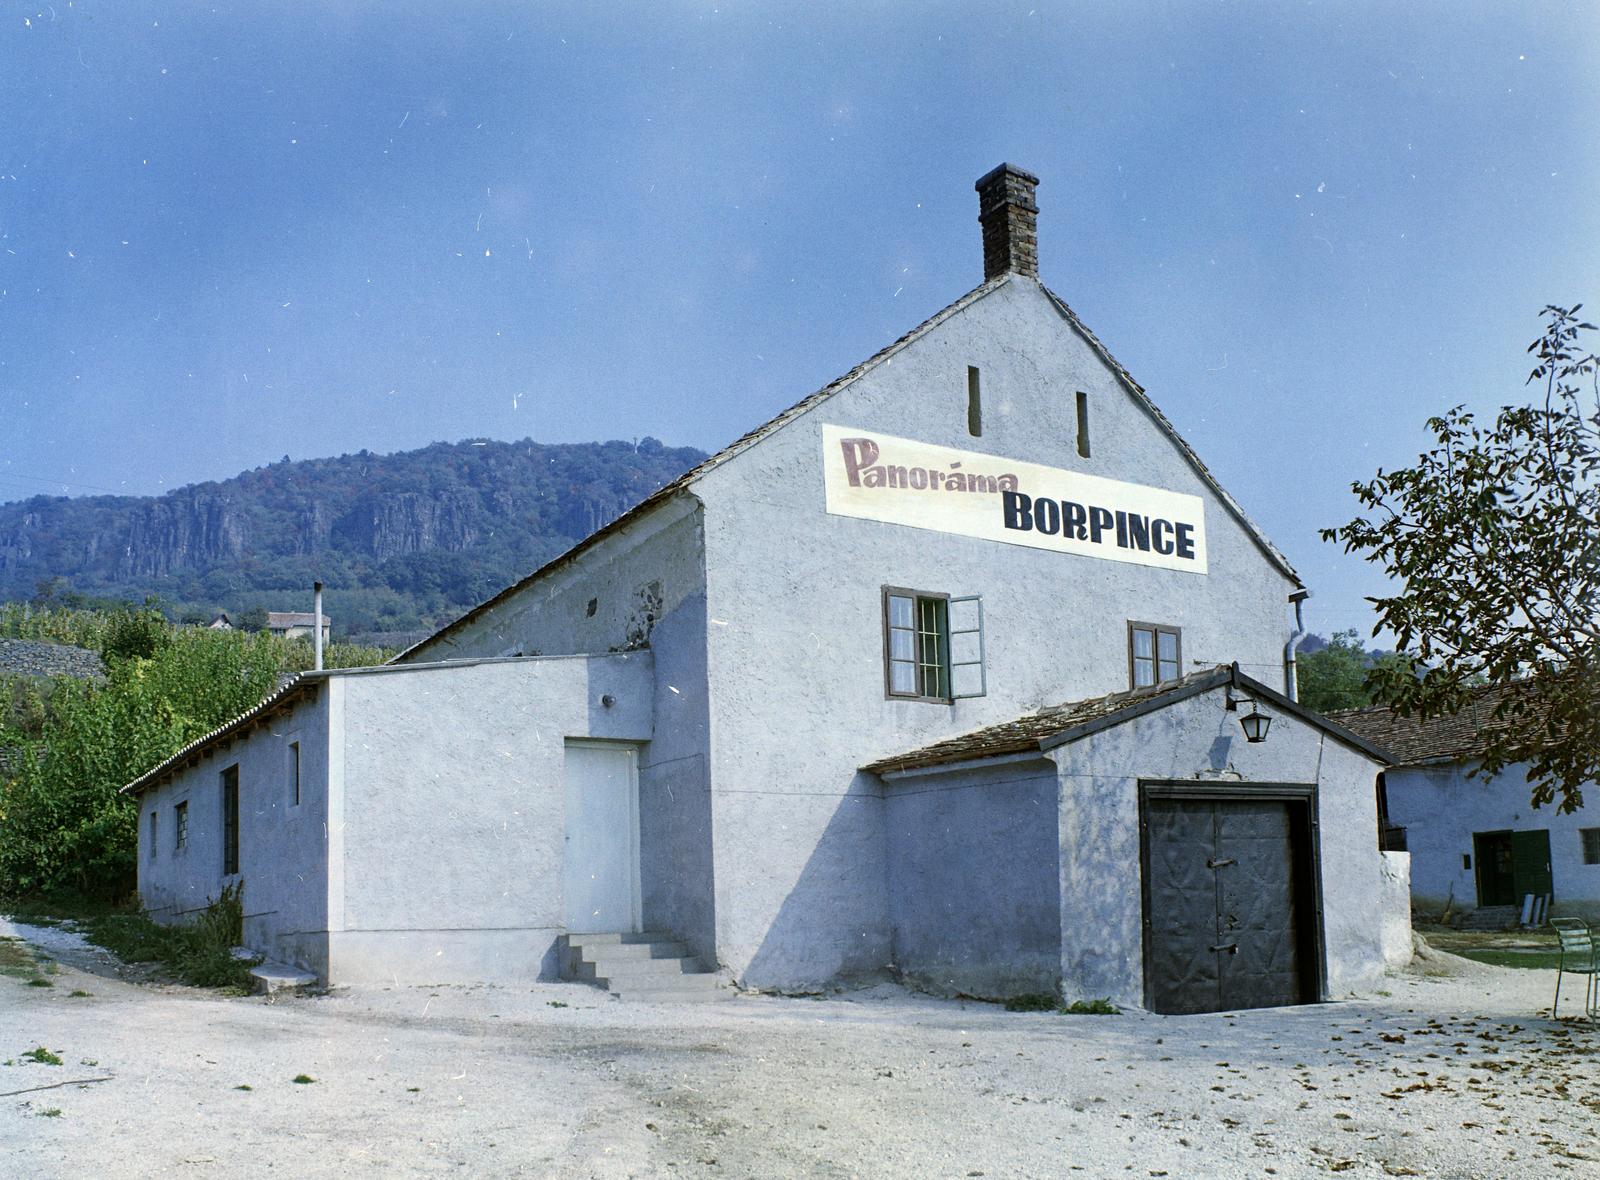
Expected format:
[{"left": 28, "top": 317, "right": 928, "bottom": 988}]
[
  {"left": 863, "top": 664, "right": 1393, "bottom": 776},
  {"left": 1325, "top": 683, "right": 1528, "bottom": 767}
]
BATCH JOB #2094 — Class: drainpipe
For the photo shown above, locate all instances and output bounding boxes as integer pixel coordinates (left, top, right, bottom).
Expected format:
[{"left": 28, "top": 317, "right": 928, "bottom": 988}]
[
  {"left": 1285, "top": 588, "right": 1312, "bottom": 703},
  {"left": 313, "top": 581, "right": 324, "bottom": 672}
]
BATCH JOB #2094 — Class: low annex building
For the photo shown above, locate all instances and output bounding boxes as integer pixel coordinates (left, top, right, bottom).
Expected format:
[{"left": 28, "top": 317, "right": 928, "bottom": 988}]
[
  {"left": 1333, "top": 686, "right": 1597, "bottom": 926},
  {"left": 126, "top": 166, "right": 1404, "bottom": 1012}
]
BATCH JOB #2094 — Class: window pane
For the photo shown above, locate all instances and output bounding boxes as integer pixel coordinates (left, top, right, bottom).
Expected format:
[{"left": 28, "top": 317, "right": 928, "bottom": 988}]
[
  {"left": 890, "top": 628, "right": 914, "bottom": 662},
  {"left": 1133, "top": 628, "right": 1153, "bottom": 660},
  {"left": 1157, "top": 631, "right": 1177, "bottom": 662},
  {"left": 889, "top": 595, "right": 913, "bottom": 629},
  {"left": 1134, "top": 657, "right": 1155, "bottom": 687},
  {"left": 916, "top": 597, "right": 949, "bottom": 699},
  {"left": 1159, "top": 658, "right": 1178, "bottom": 683},
  {"left": 890, "top": 660, "right": 917, "bottom": 694}
]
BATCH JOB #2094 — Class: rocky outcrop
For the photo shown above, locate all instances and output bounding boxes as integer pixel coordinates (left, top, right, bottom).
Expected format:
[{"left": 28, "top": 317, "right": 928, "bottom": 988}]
[
  {"left": 0, "top": 512, "right": 40, "bottom": 571},
  {"left": 559, "top": 480, "right": 628, "bottom": 541},
  {"left": 344, "top": 490, "right": 482, "bottom": 559},
  {"left": 117, "top": 491, "right": 248, "bottom": 579},
  {"left": 296, "top": 501, "right": 332, "bottom": 555}
]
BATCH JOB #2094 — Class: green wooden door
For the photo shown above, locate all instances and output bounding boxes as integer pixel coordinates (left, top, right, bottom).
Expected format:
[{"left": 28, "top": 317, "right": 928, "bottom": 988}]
[{"left": 1511, "top": 829, "right": 1554, "bottom": 903}]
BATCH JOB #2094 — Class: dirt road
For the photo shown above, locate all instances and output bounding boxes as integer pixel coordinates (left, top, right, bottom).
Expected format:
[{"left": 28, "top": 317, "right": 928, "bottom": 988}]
[{"left": 3, "top": 920, "right": 1597, "bottom": 1179}]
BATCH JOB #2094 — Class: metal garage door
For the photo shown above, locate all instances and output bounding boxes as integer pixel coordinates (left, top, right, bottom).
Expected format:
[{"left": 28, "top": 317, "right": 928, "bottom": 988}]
[{"left": 1141, "top": 790, "right": 1320, "bottom": 1015}]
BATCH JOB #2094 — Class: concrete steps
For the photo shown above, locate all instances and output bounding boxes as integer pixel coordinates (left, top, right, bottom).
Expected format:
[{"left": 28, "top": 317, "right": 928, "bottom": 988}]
[
  {"left": 562, "top": 932, "right": 733, "bottom": 1003},
  {"left": 1457, "top": 905, "right": 1523, "bottom": 931}
]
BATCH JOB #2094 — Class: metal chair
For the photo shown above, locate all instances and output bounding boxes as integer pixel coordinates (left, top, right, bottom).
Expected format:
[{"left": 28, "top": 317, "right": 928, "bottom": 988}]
[{"left": 1550, "top": 918, "right": 1599, "bottom": 1019}]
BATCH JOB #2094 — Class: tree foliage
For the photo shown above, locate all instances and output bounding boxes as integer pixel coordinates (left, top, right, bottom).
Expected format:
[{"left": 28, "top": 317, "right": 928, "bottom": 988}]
[
  {"left": 0, "top": 609, "right": 392, "bottom": 901},
  {"left": 1295, "top": 630, "right": 1415, "bottom": 713},
  {"left": 1323, "top": 305, "right": 1600, "bottom": 812}
]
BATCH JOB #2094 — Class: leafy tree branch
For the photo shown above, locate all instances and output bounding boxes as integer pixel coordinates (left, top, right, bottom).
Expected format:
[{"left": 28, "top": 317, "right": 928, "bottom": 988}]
[{"left": 1322, "top": 305, "right": 1599, "bottom": 813}]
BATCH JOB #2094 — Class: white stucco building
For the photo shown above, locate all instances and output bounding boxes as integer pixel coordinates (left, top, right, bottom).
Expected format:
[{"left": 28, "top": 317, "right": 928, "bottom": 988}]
[
  {"left": 126, "top": 165, "right": 1404, "bottom": 1013},
  {"left": 1333, "top": 687, "right": 1597, "bottom": 926}
]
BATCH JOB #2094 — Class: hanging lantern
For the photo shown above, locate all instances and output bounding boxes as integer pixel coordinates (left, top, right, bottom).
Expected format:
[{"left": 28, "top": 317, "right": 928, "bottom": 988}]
[{"left": 1239, "top": 701, "right": 1271, "bottom": 744}]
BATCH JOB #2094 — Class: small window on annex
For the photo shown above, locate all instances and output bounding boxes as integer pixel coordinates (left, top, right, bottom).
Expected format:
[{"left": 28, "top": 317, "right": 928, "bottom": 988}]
[
  {"left": 289, "top": 740, "right": 301, "bottom": 807},
  {"left": 884, "top": 588, "right": 985, "bottom": 702},
  {"left": 221, "top": 765, "right": 240, "bottom": 877},
  {"left": 1582, "top": 828, "right": 1600, "bottom": 866},
  {"left": 174, "top": 800, "right": 189, "bottom": 851},
  {"left": 149, "top": 810, "right": 158, "bottom": 861},
  {"left": 1129, "top": 621, "right": 1181, "bottom": 689}
]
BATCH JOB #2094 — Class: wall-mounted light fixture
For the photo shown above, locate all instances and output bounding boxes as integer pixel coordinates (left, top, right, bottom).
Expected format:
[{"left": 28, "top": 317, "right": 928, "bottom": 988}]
[{"left": 1239, "top": 701, "right": 1271, "bottom": 744}]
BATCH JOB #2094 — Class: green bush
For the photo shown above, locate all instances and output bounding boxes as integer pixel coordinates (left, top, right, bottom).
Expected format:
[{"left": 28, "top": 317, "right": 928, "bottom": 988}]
[
  {"left": 0, "top": 602, "right": 115, "bottom": 649},
  {"left": 100, "top": 603, "right": 173, "bottom": 663}
]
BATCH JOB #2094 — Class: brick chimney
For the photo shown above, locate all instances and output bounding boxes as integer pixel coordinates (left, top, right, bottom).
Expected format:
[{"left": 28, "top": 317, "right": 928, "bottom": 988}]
[{"left": 975, "top": 163, "right": 1040, "bottom": 281}]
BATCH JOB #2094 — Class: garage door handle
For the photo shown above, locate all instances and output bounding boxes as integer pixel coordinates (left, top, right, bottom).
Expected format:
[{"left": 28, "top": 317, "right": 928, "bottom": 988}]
[
  {"left": 1206, "top": 858, "right": 1236, "bottom": 869},
  {"left": 1210, "top": 943, "right": 1238, "bottom": 954}
]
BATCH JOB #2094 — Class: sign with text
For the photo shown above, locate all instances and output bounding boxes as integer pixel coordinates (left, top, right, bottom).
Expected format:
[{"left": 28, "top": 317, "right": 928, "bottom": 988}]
[{"left": 821, "top": 424, "right": 1208, "bottom": 574}]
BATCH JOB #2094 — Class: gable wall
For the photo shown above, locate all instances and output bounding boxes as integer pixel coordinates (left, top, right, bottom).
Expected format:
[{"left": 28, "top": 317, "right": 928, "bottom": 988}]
[
  {"left": 1047, "top": 690, "right": 1389, "bottom": 1006},
  {"left": 692, "top": 276, "right": 1302, "bottom": 987}
]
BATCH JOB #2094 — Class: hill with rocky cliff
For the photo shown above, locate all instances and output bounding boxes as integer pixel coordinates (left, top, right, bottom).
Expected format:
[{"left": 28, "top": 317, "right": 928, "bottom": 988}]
[{"left": 0, "top": 437, "right": 707, "bottom": 637}]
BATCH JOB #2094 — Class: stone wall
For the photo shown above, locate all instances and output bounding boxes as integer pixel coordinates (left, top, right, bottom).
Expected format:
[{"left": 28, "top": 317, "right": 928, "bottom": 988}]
[{"left": 0, "top": 638, "right": 106, "bottom": 681}]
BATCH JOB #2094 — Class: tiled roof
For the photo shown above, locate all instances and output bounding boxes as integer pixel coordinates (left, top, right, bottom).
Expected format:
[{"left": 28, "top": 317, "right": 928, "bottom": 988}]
[
  {"left": 268, "top": 612, "right": 329, "bottom": 627},
  {"left": 1325, "top": 683, "right": 1527, "bottom": 766},
  {"left": 864, "top": 664, "right": 1396, "bottom": 775},
  {"left": 396, "top": 273, "right": 1300, "bottom": 664},
  {"left": 863, "top": 666, "right": 1233, "bottom": 774}
]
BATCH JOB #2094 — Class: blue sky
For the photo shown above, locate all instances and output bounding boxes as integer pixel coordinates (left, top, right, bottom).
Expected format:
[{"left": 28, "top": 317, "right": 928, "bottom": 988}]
[{"left": 2, "top": 2, "right": 1595, "bottom": 640}]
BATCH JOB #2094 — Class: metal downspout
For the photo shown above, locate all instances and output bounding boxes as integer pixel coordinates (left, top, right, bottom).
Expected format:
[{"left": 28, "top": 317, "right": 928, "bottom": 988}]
[{"left": 1285, "top": 588, "right": 1312, "bottom": 703}]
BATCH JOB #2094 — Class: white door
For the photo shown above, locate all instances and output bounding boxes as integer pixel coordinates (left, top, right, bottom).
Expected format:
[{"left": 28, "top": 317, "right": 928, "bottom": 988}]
[{"left": 562, "top": 742, "right": 641, "bottom": 934}]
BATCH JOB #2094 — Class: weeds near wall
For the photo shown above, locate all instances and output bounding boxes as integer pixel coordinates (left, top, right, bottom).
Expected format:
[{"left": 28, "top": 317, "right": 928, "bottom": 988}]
[
  {"left": 1003, "top": 993, "right": 1120, "bottom": 1015},
  {"left": 83, "top": 883, "right": 257, "bottom": 990}
]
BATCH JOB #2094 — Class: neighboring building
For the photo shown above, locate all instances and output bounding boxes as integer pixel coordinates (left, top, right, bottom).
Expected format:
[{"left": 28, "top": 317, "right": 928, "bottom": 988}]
[
  {"left": 266, "top": 611, "right": 331, "bottom": 644},
  {"left": 206, "top": 614, "right": 233, "bottom": 631},
  {"left": 124, "top": 166, "right": 1405, "bottom": 1012},
  {"left": 1332, "top": 687, "right": 1595, "bottom": 924}
]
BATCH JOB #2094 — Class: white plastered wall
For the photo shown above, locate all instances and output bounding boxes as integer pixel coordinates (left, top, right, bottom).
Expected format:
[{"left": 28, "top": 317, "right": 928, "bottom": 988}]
[
  {"left": 329, "top": 653, "right": 653, "bottom": 985},
  {"left": 1385, "top": 761, "right": 1600, "bottom": 921}
]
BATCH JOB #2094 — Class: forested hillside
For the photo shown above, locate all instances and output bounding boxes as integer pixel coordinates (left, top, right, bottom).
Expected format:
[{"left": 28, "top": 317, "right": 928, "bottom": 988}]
[{"left": 0, "top": 437, "right": 707, "bottom": 637}]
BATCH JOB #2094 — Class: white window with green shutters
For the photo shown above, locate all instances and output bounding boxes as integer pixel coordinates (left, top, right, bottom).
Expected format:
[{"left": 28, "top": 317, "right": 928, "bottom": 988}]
[
  {"left": 1128, "top": 621, "right": 1181, "bottom": 689},
  {"left": 883, "top": 587, "right": 985, "bottom": 702}
]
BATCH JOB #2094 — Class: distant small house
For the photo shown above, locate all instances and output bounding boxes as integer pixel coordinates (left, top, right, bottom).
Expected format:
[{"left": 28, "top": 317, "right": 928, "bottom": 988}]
[
  {"left": 207, "top": 614, "right": 233, "bottom": 631},
  {"left": 267, "top": 612, "right": 331, "bottom": 644},
  {"left": 1331, "top": 686, "right": 1596, "bottom": 924}
]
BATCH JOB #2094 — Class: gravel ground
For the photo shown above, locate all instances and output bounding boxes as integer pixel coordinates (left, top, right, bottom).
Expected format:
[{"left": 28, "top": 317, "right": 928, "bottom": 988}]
[{"left": 2, "top": 920, "right": 1598, "bottom": 1179}]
